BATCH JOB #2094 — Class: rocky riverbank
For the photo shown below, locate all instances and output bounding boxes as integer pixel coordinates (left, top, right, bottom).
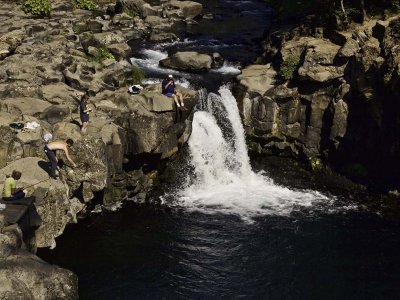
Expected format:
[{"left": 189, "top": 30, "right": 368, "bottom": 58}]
[
  {"left": 233, "top": 14, "right": 400, "bottom": 190},
  {"left": 0, "top": 0, "right": 206, "bottom": 297}
]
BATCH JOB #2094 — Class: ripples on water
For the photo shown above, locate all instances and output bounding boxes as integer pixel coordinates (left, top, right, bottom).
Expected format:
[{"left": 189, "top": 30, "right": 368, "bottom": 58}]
[{"left": 39, "top": 203, "right": 400, "bottom": 300}]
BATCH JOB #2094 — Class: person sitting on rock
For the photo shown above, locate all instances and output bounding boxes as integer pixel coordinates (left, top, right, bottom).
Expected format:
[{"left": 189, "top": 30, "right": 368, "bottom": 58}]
[
  {"left": 162, "top": 74, "right": 186, "bottom": 110},
  {"left": 2, "top": 170, "right": 26, "bottom": 201},
  {"left": 80, "top": 93, "right": 92, "bottom": 134},
  {"left": 44, "top": 139, "right": 77, "bottom": 179}
]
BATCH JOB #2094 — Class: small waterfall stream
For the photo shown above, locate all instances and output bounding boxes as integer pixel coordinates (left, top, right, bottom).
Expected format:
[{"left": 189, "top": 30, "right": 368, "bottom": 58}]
[{"left": 176, "top": 86, "right": 328, "bottom": 218}]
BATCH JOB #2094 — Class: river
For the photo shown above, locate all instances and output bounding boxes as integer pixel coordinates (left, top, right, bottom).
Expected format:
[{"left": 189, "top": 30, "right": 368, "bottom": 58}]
[{"left": 38, "top": 1, "right": 400, "bottom": 299}]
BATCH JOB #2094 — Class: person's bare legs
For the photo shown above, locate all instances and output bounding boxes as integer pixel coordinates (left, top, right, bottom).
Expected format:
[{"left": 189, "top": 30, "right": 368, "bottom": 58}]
[
  {"left": 81, "top": 121, "right": 88, "bottom": 133},
  {"left": 172, "top": 94, "right": 181, "bottom": 108},
  {"left": 176, "top": 92, "right": 185, "bottom": 109}
]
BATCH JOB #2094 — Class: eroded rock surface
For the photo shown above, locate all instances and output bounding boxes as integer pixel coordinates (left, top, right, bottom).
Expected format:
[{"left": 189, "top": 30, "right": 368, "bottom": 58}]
[
  {"left": 0, "top": 0, "right": 201, "bottom": 297},
  {"left": 236, "top": 15, "right": 400, "bottom": 186}
]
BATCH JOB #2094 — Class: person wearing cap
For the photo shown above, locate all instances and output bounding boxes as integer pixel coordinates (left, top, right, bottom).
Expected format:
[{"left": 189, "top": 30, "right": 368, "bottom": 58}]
[{"left": 161, "top": 75, "right": 186, "bottom": 110}]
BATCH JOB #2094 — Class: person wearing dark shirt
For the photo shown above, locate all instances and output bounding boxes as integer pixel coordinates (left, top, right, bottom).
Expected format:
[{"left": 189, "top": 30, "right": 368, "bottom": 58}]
[
  {"left": 80, "top": 94, "right": 92, "bottom": 133},
  {"left": 161, "top": 75, "right": 186, "bottom": 110}
]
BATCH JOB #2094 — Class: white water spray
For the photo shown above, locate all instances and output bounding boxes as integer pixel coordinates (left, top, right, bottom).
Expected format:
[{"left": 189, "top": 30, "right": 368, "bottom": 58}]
[{"left": 177, "top": 86, "right": 329, "bottom": 218}]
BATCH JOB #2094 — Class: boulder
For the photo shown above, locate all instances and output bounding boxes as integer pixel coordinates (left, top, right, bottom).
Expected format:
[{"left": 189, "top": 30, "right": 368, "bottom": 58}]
[
  {"left": 144, "top": 16, "right": 172, "bottom": 29},
  {"left": 337, "top": 38, "right": 360, "bottom": 58},
  {"left": 149, "top": 32, "right": 179, "bottom": 42},
  {"left": 39, "top": 105, "right": 70, "bottom": 125},
  {"left": 142, "top": 3, "right": 160, "bottom": 17},
  {"left": 59, "top": 137, "right": 108, "bottom": 193},
  {"left": 0, "top": 124, "right": 19, "bottom": 168},
  {"left": 53, "top": 122, "right": 82, "bottom": 142},
  {"left": 298, "top": 38, "right": 345, "bottom": 83},
  {"left": 212, "top": 52, "right": 224, "bottom": 68},
  {"left": 108, "top": 43, "right": 131, "bottom": 60},
  {"left": 0, "top": 250, "right": 78, "bottom": 299},
  {"left": 116, "top": 0, "right": 146, "bottom": 14},
  {"left": 330, "top": 99, "right": 348, "bottom": 144},
  {"left": 0, "top": 30, "right": 26, "bottom": 60},
  {"left": 0, "top": 157, "right": 82, "bottom": 248},
  {"left": 236, "top": 64, "right": 277, "bottom": 95},
  {"left": 92, "top": 31, "right": 126, "bottom": 47},
  {"left": 137, "top": 92, "right": 175, "bottom": 112},
  {"left": 169, "top": 0, "right": 203, "bottom": 19},
  {"left": 0, "top": 98, "right": 52, "bottom": 116},
  {"left": 160, "top": 51, "right": 212, "bottom": 72},
  {"left": 41, "top": 83, "right": 82, "bottom": 111},
  {"left": 281, "top": 37, "right": 314, "bottom": 61}
]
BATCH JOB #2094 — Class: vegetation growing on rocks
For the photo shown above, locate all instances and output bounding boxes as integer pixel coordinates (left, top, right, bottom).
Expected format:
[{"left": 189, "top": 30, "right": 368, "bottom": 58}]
[
  {"left": 90, "top": 46, "right": 115, "bottom": 62},
  {"left": 22, "top": 0, "right": 52, "bottom": 16},
  {"left": 279, "top": 55, "right": 300, "bottom": 81},
  {"left": 73, "top": 0, "right": 97, "bottom": 10},
  {"left": 131, "top": 67, "right": 144, "bottom": 84},
  {"left": 266, "top": 0, "right": 400, "bottom": 27},
  {"left": 122, "top": 7, "right": 139, "bottom": 17}
]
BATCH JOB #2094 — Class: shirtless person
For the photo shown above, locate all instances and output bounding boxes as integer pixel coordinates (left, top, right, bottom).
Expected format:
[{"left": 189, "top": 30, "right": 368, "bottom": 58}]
[{"left": 44, "top": 139, "right": 77, "bottom": 179}]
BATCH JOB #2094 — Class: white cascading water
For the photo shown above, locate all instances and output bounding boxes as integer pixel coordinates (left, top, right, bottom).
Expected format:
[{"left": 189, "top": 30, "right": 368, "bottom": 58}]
[{"left": 177, "top": 86, "right": 328, "bottom": 218}]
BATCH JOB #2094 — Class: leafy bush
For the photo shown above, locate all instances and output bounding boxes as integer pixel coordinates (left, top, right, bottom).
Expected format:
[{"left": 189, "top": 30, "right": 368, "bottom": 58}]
[
  {"left": 131, "top": 67, "right": 144, "bottom": 84},
  {"left": 22, "top": 0, "right": 52, "bottom": 17},
  {"left": 90, "top": 46, "right": 115, "bottom": 63},
  {"left": 73, "top": 0, "right": 97, "bottom": 10},
  {"left": 279, "top": 55, "right": 300, "bottom": 81}
]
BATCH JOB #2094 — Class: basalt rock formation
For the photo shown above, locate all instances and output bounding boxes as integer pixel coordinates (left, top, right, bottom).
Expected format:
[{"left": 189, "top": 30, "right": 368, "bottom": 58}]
[
  {"left": 0, "top": 0, "right": 202, "bottom": 298},
  {"left": 234, "top": 16, "right": 400, "bottom": 189}
]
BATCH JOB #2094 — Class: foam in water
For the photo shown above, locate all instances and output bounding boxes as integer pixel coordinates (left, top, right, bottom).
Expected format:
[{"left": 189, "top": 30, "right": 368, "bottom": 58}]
[
  {"left": 210, "top": 61, "right": 241, "bottom": 75},
  {"left": 130, "top": 47, "right": 240, "bottom": 78},
  {"left": 176, "top": 86, "right": 329, "bottom": 218},
  {"left": 130, "top": 49, "right": 180, "bottom": 75}
]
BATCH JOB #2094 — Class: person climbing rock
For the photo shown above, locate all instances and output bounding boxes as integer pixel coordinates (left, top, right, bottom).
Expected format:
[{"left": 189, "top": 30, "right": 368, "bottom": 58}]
[
  {"left": 44, "top": 139, "right": 77, "bottom": 179},
  {"left": 80, "top": 93, "right": 92, "bottom": 134},
  {"left": 2, "top": 170, "right": 26, "bottom": 201},
  {"left": 162, "top": 74, "right": 186, "bottom": 110}
]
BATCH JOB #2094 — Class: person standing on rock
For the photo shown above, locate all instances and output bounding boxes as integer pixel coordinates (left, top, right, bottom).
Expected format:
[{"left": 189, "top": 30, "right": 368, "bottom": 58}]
[
  {"left": 80, "top": 93, "right": 92, "bottom": 134},
  {"left": 162, "top": 74, "right": 186, "bottom": 110},
  {"left": 44, "top": 139, "right": 77, "bottom": 179},
  {"left": 2, "top": 170, "right": 26, "bottom": 201}
]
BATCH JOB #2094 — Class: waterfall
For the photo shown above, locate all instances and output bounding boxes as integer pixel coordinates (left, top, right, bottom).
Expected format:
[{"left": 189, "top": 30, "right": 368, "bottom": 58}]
[{"left": 177, "top": 86, "right": 328, "bottom": 218}]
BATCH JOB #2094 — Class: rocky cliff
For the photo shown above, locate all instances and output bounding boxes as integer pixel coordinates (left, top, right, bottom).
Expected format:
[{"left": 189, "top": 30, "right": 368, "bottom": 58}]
[
  {"left": 234, "top": 15, "right": 400, "bottom": 190},
  {"left": 0, "top": 0, "right": 203, "bottom": 298}
]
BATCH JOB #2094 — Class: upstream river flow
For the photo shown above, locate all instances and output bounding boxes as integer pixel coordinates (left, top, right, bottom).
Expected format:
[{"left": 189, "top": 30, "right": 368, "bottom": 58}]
[{"left": 39, "top": 1, "right": 400, "bottom": 299}]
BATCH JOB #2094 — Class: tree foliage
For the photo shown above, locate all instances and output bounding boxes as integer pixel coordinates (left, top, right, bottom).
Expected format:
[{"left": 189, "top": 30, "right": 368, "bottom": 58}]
[{"left": 265, "top": 0, "right": 400, "bottom": 26}]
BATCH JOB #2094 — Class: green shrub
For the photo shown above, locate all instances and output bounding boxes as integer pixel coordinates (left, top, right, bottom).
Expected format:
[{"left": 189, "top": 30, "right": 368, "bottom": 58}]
[
  {"left": 123, "top": 7, "right": 139, "bottom": 17},
  {"left": 279, "top": 55, "right": 300, "bottom": 81},
  {"left": 74, "top": 0, "right": 97, "bottom": 10},
  {"left": 22, "top": 0, "right": 52, "bottom": 17},
  {"left": 90, "top": 46, "right": 115, "bottom": 63},
  {"left": 131, "top": 67, "right": 144, "bottom": 84}
]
